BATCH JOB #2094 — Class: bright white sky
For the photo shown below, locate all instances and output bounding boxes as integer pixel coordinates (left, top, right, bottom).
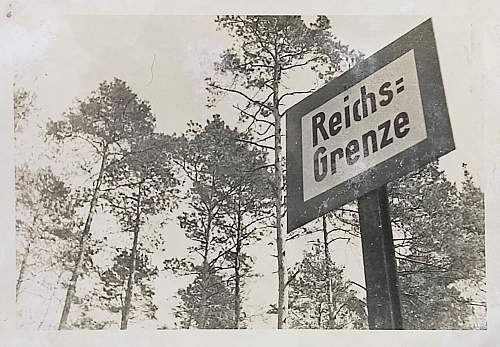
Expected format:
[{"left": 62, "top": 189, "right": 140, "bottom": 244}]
[{"left": 11, "top": 14, "right": 486, "bottom": 329}]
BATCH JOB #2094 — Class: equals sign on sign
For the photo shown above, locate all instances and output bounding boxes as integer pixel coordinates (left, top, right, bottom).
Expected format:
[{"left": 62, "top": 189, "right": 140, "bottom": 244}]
[{"left": 396, "top": 77, "right": 404, "bottom": 94}]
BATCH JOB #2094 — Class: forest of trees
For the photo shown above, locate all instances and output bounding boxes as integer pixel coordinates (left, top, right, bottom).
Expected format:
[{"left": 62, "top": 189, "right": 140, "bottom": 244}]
[{"left": 15, "top": 16, "right": 486, "bottom": 330}]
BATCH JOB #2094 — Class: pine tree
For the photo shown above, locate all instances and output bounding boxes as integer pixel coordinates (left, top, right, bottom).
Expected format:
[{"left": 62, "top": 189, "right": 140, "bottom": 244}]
[
  {"left": 46, "top": 78, "right": 157, "bottom": 329},
  {"left": 174, "top": 273, "right": 235, "bottom": 329},
  {"left": 167, "top": 115, "right": 273, "bottom": 328},
  {"left": 288, "top": 228, "right": 366, "bottom": 329},
  {"left": 98, "top": 249, "right": 159, "bottom": 326},
  {"left": 100, "top": 133, "right": 178, "bottom": 329},
  {"left": 388, "top": 161, "right": 485, "bottom": 329},
  {"left": 209, "top": 15, "right": 362, "bottom": 328},
  {"left": 15, "top": 165, "right": 79, "bottom": 300},
  {"left": 14, "top": 88, "right": 35, "bottom": 133}
]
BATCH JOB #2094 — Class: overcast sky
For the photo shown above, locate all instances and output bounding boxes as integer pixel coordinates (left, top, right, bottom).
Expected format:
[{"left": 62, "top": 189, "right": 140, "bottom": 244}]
[
  {"left": 14, "top": 15, "right": 483, "bottom": 183},
  {"left": 11, "top": 14, "right": 486, "bottom": 329}
]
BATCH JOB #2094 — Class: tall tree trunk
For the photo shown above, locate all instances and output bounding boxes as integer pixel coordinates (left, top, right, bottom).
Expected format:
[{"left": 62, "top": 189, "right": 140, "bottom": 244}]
[
  {"left": 234, "top": 209, "right": 242, "bottom": 329},
  {"left": 120, "top": 184, "right": 141, "bottom": 330},
  {"left": 273, "top": 61, "right": 288, "bottom": 329},
  {"left": 16, "top": 218, "right": 37, "bottom": 300},
  {"left": 121, "top": 229, "right": 139, "bottom": 329},
  {"left": 16, "top": 242, "right": 31, "bottom": 302},
  {"left": 121, "top": 184, "right": 142, "bottom": 330},
  {"left": 38, "top": 270, "right": 65, "bottom": 329},
  {"left": 317, "top": 302, "right": 323, "bottom": 328},
  {"left": 322, "top": 215, "right": 335, "bottom": 328},
  {"left": 58, "top": 147, "right": 108, "bottom": 330},
  {"left": 198, "top": 213, "right": 213, "bottom": 329},
  {"left": 16, "top": 237, "right": 32, "bottom": 300}
]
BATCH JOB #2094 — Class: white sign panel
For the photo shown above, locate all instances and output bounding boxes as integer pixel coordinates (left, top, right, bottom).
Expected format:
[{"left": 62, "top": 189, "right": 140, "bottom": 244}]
[{"left": 301, "top": 50, "right": 427, "bottom": 201}]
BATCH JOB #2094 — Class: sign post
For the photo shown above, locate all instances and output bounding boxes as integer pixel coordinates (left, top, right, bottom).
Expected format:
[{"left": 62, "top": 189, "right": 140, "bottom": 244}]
[
  {"left": 285, "top": 19, "right": 455, "bottom": 329},
  {"left": 358, "top": 185, "right": 402, "bottom": 329}
]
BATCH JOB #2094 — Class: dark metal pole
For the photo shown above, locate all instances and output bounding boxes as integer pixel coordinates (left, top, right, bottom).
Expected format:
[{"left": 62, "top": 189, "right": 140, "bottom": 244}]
[{"left": 358, "top": 184, "right": 403, "bottom": 329}]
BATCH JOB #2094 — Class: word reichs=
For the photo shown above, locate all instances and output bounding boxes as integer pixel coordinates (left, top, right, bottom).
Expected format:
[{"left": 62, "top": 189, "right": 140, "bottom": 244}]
[{"left": 311, "top": 77, "right": 410, "bottom": 182}]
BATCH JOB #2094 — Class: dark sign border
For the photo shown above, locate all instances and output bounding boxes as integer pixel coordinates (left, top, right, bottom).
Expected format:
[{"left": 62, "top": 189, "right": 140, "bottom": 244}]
[{"left": 286, "top": 19, "right": 455, "bottom": 232}]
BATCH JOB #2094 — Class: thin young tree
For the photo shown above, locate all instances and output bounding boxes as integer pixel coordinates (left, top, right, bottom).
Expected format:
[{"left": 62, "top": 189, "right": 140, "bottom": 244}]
[
  {"left": 15, "top": 165, "right": 78, "bottom": 300},
  {"left": 175, "top": 273, "right": 235, "bottom": 329},
  {"left": 167, "top": 116, "right": 233, "bottom": 329},
  {"left": 215, "top": 129, "right": 273, "bottom": 328},
  {"left": 98, "top": 249, "right": 159, "bottom": 328},
  {"left": 14, "top": 88, "right": 84, "bottom": 328},
  {"left": 46, "top": 78, "right": 156, "bottom": 329},
  {"left": 167, "top": 115, "right": 272, "bottom": 328},
  {"left": 286, "top": 212, "right": 365, "bottom": 329},
  {"left": 100, "top": 133, "right": 178, "bottom": 329},
  {"left": 208, "top": 15, "right": 362, "bottom": 328},
  {"left": 288, "top": 240, "right": 366, "bottom": 329}
]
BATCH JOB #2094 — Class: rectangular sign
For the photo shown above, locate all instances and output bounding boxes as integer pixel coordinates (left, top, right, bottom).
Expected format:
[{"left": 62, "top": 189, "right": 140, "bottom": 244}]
[
  {"left": 301, "top": 49, "right": 427, "bottom": 201},
  {"left": 286, "top": 19, "right": 455, "bottom": 232}
]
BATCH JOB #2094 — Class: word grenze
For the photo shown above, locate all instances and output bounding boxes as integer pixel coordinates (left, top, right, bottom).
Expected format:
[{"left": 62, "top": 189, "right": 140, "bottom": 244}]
[{"left": 312, "top": 77, "right": 410, "bottom": 182}]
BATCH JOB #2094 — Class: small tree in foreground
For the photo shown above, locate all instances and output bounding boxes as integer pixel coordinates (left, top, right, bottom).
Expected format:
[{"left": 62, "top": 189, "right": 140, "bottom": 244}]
[
  {"left": 289, "top": 241, "right": 366, "bottom": 329},
  {"left": 175, "top": 273, "right": 235, "bottom": 329}
]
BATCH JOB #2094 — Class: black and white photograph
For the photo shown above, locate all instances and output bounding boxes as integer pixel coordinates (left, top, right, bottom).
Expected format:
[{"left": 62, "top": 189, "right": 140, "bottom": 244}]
[{"left": 1, "top": 1, "right": 499, "bottom": 346}]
